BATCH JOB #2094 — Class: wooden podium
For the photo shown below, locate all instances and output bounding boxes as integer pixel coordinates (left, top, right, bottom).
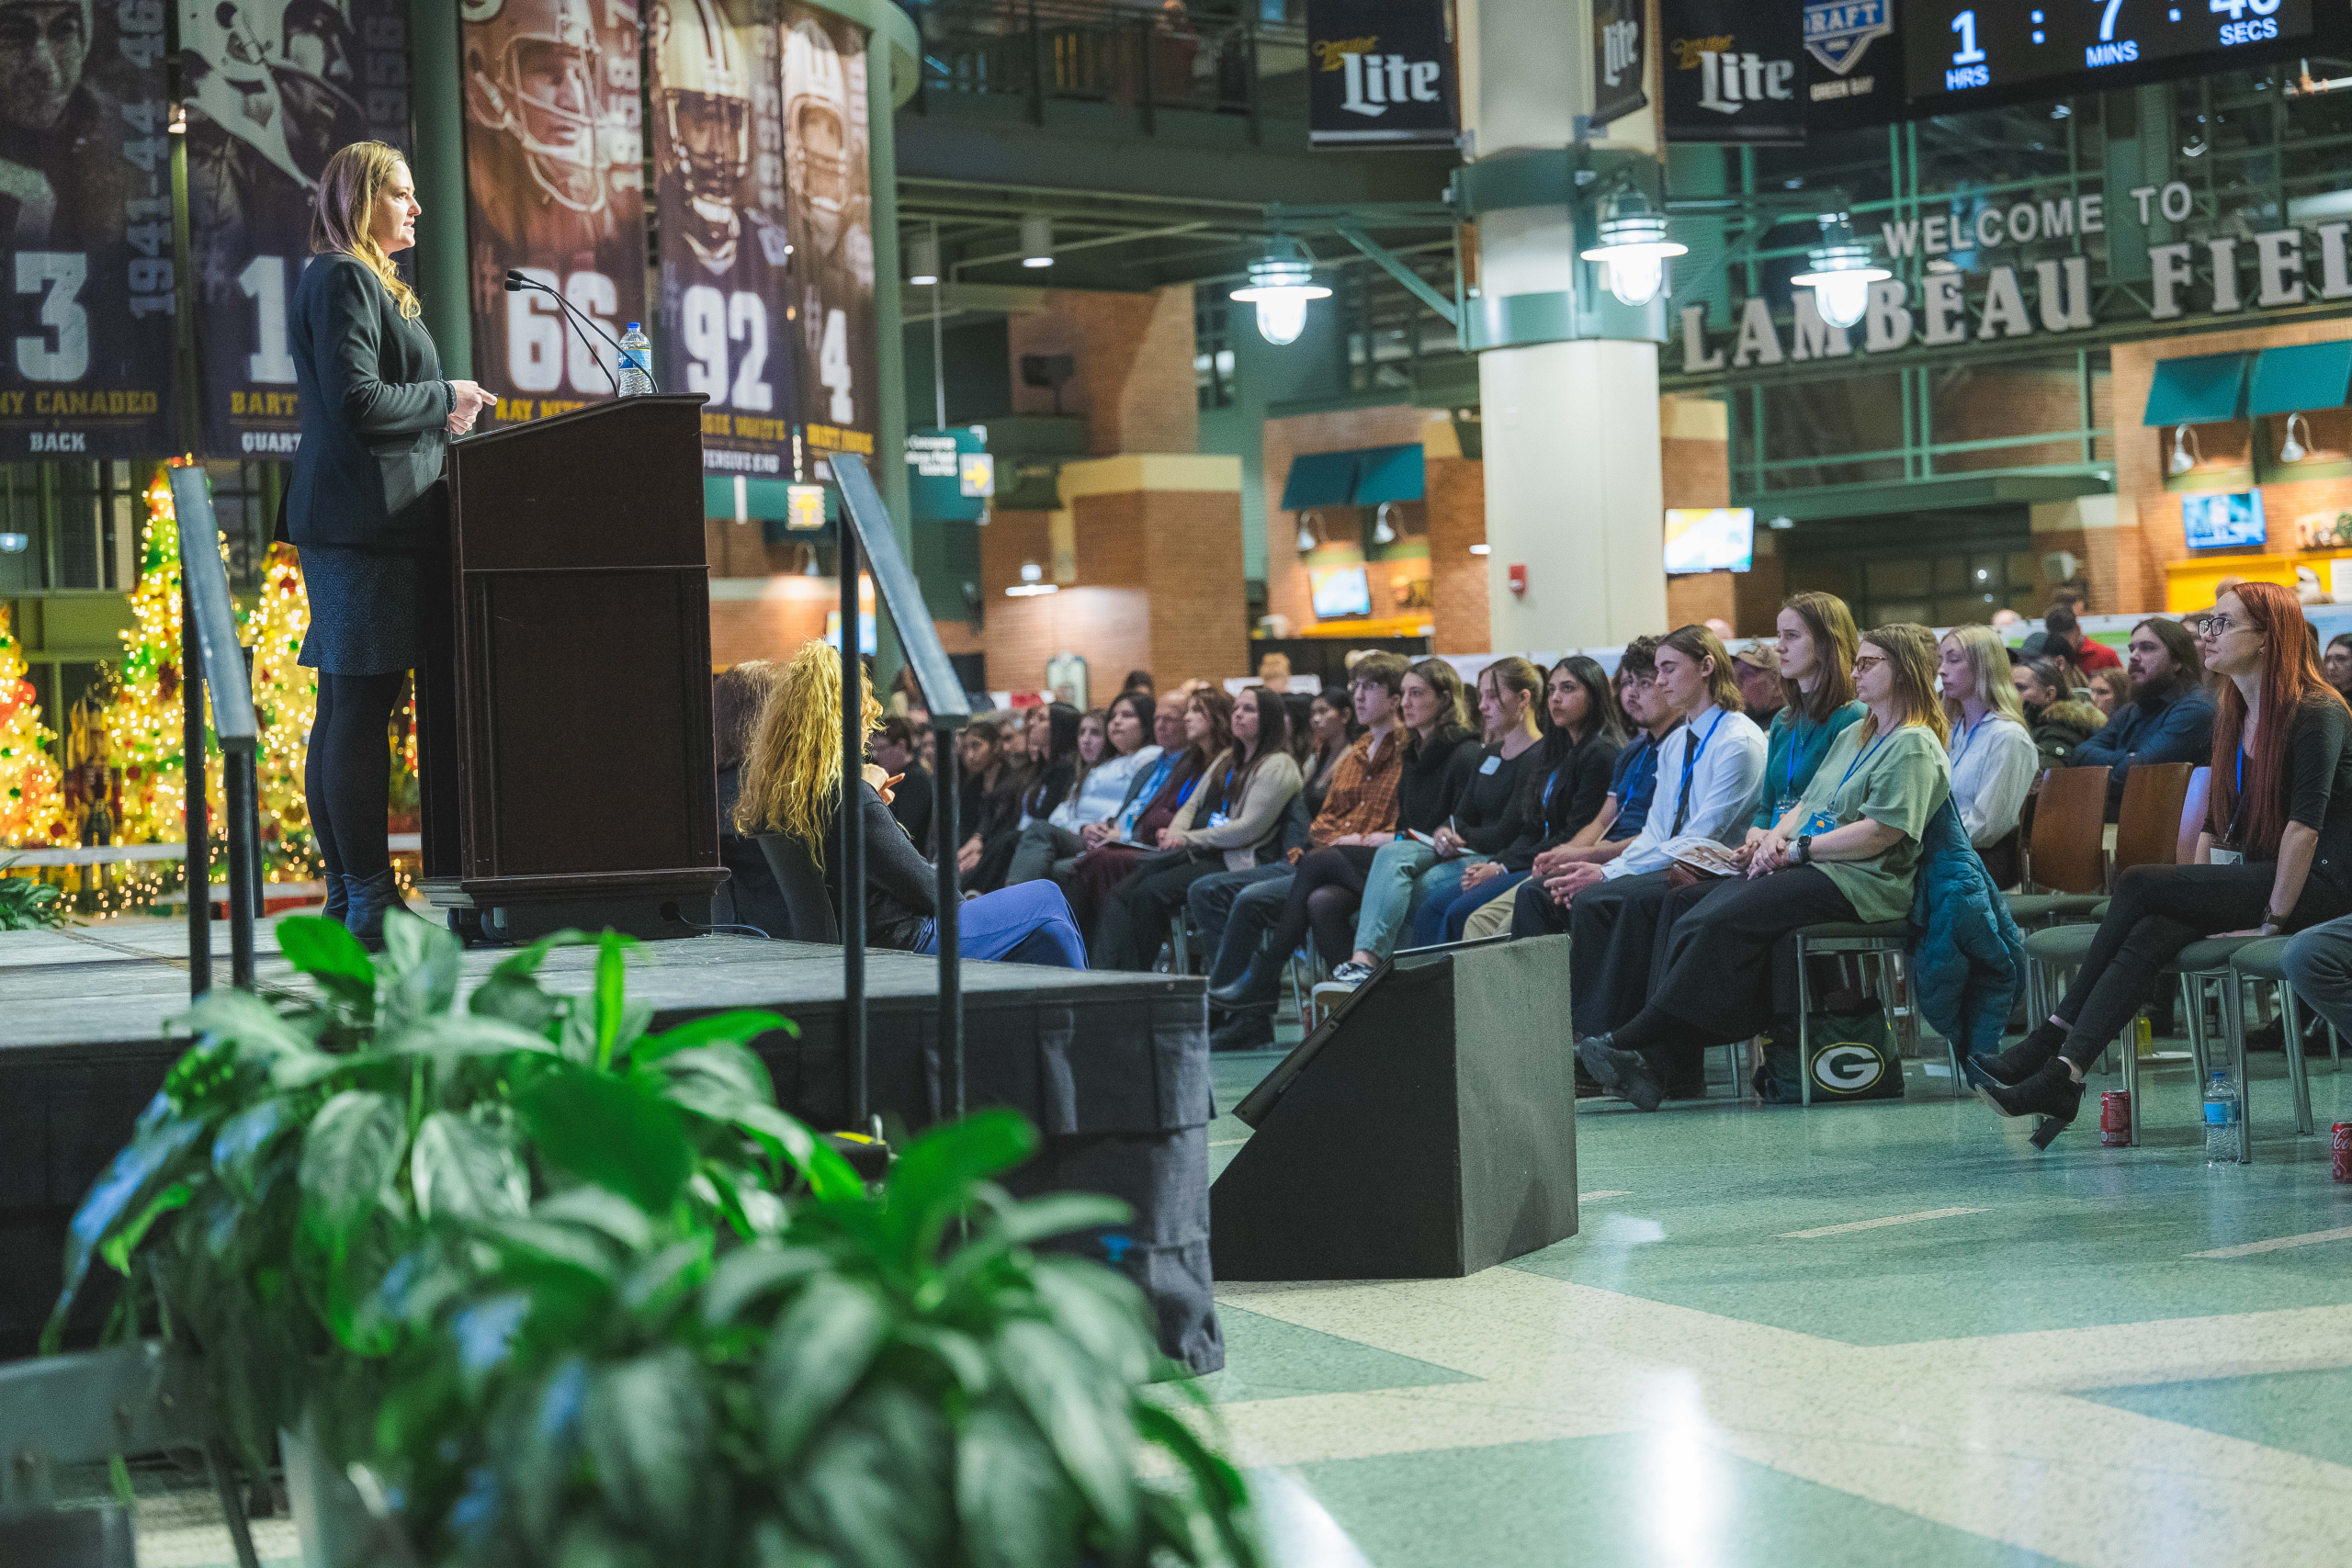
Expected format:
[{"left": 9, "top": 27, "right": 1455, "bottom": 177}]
[{"left": 415, "top": 395, "right": 726, "bottom": 941}]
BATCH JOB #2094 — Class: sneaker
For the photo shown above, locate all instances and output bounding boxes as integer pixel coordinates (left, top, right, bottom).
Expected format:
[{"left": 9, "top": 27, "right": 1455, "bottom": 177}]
[{"left": 1329, "top": 959, "right": 1374, "bottom": 987}]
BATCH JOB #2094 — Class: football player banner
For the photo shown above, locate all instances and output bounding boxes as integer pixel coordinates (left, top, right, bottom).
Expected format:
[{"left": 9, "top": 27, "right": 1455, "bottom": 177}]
[
  {"left": 458, "top": 0, "right": 648, "bottom": 428},
  {"left": 184, "top": 0, "right": 412, "bottom": 459},
  {"left": 0, "top": 0, "right": 178, "bottom": 458},
  {"left": 779, "top": 1, "right": 875, "bottom": 479},
  {"left": 650, "top": 0, "right": 797, "bottom": 479}
]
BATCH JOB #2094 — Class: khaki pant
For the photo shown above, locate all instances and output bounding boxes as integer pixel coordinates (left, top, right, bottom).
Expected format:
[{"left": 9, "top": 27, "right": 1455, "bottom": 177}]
[{"left": 1460, "top": 881, "right": 1521, "bottom": 941}]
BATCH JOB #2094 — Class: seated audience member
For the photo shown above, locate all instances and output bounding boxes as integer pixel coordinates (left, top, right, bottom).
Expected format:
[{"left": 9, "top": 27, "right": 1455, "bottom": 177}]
[
  {"left": 2327, "top": 633, "right": 2352, "bottom": 704},
  {"left": 1004, "top": 692, "right": 1159, "bottom": 886},
  {"left": 1093, "top": 686, "right": 1302, "bottom": 970},
  {"left": 742, "top": 643, "right": 1084, "bottom": 966},
  {"left": 2013, "top": 658, "right": 2104, "bottom": 768},
  {"left": 1257, "top": 651, "right": 1293, "bottom": 693},
  {"left": 1704, "top": 616, "right": 1736, "bottom": 645},
  {"left": 2090, "top": 669, "right": 2129, "bottom": 717},
  {"left": 2071, "top": 615, "right": 2216, "bottom": 807},
  {"left": 1207, "top": 658, "right": 1472, "bottom": 1003},
  {"left": 1423, "top": 655, "right": 1624, "bottom": 945},
  {"left": 1122, "top": 669, "right": 1157, "bottom": 698},
  {"left": 1580, "top": 623, "right": 1955, "bottom": 1111},
  {"left": 952, "top": 716, "right": 1013, "bottom": 882},
  {"left": 1065, "top": 690, "right": 1220, "bottom": 929},
  {"left": 1976, "top": 583, "right": 2352, "bottom": 1138},
  {"left": 1194, "top": 654, "right": 1408, "bottom": 1048},
  {"left": 1547, "top": 604, "right": 1849, "bottom": 1093},
  {"left": 1991, "top": 607, "right": 2026, "bottom": 634},
  {"left": 713, "top": 660, "right": 788, "bottom": 936},
  {"left": 1510, "top": 625, "right": 1770, "bottom": 976},
  {"left": 1939, "top": 624, "right": 2040, "bottom": 888},
  {"left": 1733, "top": 641, "right": 1786, "bottom": 726},
  {"left": 967, "top": 703, "right": 1080, "bottom": 891},
  {"left": 2046, "top": 602, "right": 2120, "bottom": 674},
  {"left": 1296, "top": 689, "right": 1356, "bottom": 818},
  {"left": 870, "top": 715, "right": 933, "bottom": 854}
]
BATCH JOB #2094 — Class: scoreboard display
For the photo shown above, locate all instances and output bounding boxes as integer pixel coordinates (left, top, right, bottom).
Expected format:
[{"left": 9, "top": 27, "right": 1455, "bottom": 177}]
[{"left": 1904, "top": 0, "right": 2315, "bottom": 105}]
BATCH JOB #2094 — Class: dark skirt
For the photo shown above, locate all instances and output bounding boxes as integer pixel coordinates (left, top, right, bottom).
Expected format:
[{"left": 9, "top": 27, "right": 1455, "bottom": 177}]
[{"left": 298, "top": 544, "right": 419, "bottom": 675}]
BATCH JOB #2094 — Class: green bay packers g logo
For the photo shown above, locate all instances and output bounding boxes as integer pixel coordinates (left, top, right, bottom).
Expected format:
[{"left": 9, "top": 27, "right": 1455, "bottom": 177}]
[{"left": 1813, "top": 1043, "right": 1885, "bottom": 1094}]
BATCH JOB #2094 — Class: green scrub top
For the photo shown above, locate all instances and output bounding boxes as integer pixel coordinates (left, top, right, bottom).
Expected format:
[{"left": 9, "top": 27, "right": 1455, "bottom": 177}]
[{"left": 1793, "top": 721, "right": 1954, "bottom": 924}]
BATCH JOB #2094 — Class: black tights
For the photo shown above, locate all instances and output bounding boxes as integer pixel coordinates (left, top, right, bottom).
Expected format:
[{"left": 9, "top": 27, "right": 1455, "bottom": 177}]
[
  {"left": 1266, "top": 844, "right": 1377, "bottom": 966},
  {"left": 306, "top": 671, "right": 407, "bottom": 886}
]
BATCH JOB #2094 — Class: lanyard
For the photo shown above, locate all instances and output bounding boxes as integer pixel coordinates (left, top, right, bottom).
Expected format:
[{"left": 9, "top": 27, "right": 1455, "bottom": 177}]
[
  {"left": 1830, "top": 728, "right": 1893, "bottom": 799},
  {"left": 1950, "top": 714, "right": 1986, "bottom": 765},
  {"left": 1671, "top": 708, "right": 1728, "bottom": 836},
  {"left": 1782, "top": 716, "right": 1815, "bottom": 803},
  {"left": 2226, "top": 746, "right": 2248, "bottom": 848}
]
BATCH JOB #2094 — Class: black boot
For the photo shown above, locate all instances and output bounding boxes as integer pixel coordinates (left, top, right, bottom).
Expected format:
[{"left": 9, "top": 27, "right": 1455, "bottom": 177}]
[
  {"left": 1206, "top": 951, "right": 1286, "bottom": 1011},
  {"left": 1968, "top": 1017, "right": 2069, "bottom": 1088},
  {"left": 1209, "top": 1006, "right": 1277, "bottom": 1052},
  {"left": 1975, "top": 1056, "right": 2084, "bottom": 1149},
  {"left": 320, "top": 876, "right": 348, "bottom": 925},
  {"left": 1577, "top": 1034, "right": 1664, "bottom": 1113},
  {"left": 343, "top": 868, "right": 401, "bottom": 951}
]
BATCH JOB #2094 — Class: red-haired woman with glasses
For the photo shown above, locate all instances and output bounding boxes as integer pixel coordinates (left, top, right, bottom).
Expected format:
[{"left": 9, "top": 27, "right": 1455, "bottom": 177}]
[{"left": 1974, "top": 581, "right": 2352, "bottom": 1140}]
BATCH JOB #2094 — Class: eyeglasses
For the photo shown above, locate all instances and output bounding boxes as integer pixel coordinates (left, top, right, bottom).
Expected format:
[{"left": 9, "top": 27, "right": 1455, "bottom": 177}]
[
  {"left": 2203, "top": 615, "right": 2253, "bottom": 637},
  {"left": 1851, "top": 654, "right": 1887, "bottom": 672}
]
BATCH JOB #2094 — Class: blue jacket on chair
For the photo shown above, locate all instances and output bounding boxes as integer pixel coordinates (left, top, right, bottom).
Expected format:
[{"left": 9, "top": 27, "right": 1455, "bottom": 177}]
[{"left": 1906, "top": 796, "right": 2028, "bottom": 1059}]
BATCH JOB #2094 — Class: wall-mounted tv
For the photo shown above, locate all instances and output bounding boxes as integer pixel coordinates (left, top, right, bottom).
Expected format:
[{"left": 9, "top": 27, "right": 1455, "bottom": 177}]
[
  {"left": 1309, "top": 565, "right": 1374, "bottom": 619},
  {"left": 2183, "top": 491, "right": 2266, "bottom": 550},
  {"left": 1664, "top": 508, "right": 1756, "bottom": 574}
]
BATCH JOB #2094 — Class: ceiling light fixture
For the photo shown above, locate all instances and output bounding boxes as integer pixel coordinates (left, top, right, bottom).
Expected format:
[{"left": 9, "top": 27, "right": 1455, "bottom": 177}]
[
  {"left": 1468, "top": 543, "right": 1491, "bottom": 556},
  {"left": 1580, "top": 187, "right": 1687, "bottom": 309},
  {"left": 2170, "top": 423, "right": 2200, "bottom": 476},
  {"left": 906, "top": 231, "right": 940, "bottom": 287},
  {"left": 1295, "top": 509, "right": 1324, "bottom": 554},
  {"left": 1019, "top": 214, "right": 1054, "bottom": 269},
  {"left": 1790, "top": 213, "right": 1892, "bottom": 331},
  {"left": 2281, "top": 412, "right": 2312, "bottom": 463},
  {"left": 1372, "top": 502, "right": 1399, "bottom": 546},
  {"left": 1229, "top": 235, "right": 1331, "bottom": 346},
  {"left": 1006, "top": 560, "right": 1059, "bottom": 596}
]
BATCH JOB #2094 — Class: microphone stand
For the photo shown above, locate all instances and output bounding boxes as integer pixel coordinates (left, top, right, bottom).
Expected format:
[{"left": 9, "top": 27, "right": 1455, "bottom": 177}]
[{"left": 501, "top": 273, "right": 658, "bottom": 397}]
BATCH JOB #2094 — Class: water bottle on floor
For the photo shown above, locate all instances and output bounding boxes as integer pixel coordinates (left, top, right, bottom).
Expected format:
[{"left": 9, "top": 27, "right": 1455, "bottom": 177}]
[
  {"left": 617, "top": 322, "right": 654, "bottom": 396},
  {"left": 2204, "top": 1068, "right": 2242, "bottom": 1165}
]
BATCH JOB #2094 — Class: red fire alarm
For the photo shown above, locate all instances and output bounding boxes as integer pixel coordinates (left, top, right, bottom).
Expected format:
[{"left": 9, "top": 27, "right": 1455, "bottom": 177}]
[{"left": 1507, "top": 563, "right": 1527, "bottom": 595}]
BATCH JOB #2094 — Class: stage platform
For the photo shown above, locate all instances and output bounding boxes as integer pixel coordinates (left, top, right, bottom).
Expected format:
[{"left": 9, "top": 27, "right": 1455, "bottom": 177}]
[{"left": 0, "top": 921, "right": 1219, "bottom": 1371}]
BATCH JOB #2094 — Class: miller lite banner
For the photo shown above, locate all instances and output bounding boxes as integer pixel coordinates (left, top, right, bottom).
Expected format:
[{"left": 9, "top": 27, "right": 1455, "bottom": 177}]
[
  {"left": 0, "top": 0, "right": 178, "bottom": 458},
  {"left": 184, "top": 0, "right": 413, "bottom": 460},
  {"left": 1306, "top": 0, "right": 1458, "bottom": 150},
  {"left": 1662, "top": 0, "right": 1806, "bottom": 145},
  {"left": 1589, "top": 0, "right": 1645, "bottom": 130}
]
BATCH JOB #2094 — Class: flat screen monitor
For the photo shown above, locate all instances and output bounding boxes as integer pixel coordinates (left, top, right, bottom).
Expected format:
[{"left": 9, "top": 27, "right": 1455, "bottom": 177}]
[
  {"left": 2183, "top": 491, "right": 2266, "bottom": 550},
  {"left": 1310, "top": 565, "right": 1373, "bottom": 619},
  {"left": 1663, "top": 508, "right": 1756, "bottom": 575}
]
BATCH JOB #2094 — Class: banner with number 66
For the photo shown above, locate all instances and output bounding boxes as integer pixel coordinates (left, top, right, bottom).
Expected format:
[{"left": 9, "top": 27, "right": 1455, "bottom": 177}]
[
  {"left": 0, "top": 0, "right": 179, "bottom": 459},
  {"left": 182, "top": 0, "right": 413, "bottom": 459}
]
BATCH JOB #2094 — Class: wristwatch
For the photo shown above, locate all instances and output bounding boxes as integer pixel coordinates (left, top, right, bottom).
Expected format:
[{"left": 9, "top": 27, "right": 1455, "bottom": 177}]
[{"left": 1793, "top": 835, "right": 1813, "bottom": 865}]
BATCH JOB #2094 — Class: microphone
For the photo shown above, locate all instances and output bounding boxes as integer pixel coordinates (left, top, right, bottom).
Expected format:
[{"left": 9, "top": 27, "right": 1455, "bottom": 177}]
[{"left": 501, "top": 271, "right": 637, "bottom": 398}]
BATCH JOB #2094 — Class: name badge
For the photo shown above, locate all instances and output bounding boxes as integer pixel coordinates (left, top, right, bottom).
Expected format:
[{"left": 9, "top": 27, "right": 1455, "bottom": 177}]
[
  {"left": 1803, "top": 810, "right": 1838, "bottom": 838},
  {"left": 1206, "top": 810, "right": 1233, "bottom": 829},
  {"left": 1772, "top": 796, "right": 1798, "bottom": 824},
  {"left": 1480, "top": 754, "right": 1502, "bottom": 774},
  {"left": 2210, "top": 848, "right": 2244, "bottom": 866}
]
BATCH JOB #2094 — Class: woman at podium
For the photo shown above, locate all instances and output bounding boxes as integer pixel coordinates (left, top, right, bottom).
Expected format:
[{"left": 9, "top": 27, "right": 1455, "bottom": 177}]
[
  {"left": 287, "top": 141, "right": 490, "bottom": 943},
  {"left": 740, "top": 643, "right": 1088, "bottom": 967}
]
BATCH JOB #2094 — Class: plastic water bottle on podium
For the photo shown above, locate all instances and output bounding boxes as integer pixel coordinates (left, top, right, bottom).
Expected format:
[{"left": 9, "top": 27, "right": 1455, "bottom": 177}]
[
  {"left": 2203, "top": 1068, "right": 2242, "bottom": 1165},
  {"left": 616, "top": 323, "right": 654, "bottom": 396}
]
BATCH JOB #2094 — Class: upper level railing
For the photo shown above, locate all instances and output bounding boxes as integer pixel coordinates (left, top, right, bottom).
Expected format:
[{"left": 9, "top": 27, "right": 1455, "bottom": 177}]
[{"left": 908, "top": 0, "right": 1307, "bottom": 135}]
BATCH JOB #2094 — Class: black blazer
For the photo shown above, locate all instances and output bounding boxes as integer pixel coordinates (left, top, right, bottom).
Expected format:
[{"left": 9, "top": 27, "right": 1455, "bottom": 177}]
[{"left": 288, "top": 255, "right": 452, "bottom": 547}]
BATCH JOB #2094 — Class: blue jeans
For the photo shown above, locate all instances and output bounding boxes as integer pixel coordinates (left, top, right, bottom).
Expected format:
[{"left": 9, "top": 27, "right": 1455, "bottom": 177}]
[
  {"left": 1353, "top": 839, "right": 1492, "bottom": 961},
  {"left": 1415, "top": 869, "right": 1530, "bottom": 947},
  {"left": 1188, "top": 864, "right": 1295, "bottom": 987},
  {"left": 915, "top": 880, "right": 1086, "bottom": 968}
]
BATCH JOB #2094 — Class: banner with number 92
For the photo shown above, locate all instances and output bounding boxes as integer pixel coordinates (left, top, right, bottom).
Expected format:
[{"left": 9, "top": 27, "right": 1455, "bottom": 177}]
[{"left": 0, "top": 0, "right": 178, "bottom": 458}]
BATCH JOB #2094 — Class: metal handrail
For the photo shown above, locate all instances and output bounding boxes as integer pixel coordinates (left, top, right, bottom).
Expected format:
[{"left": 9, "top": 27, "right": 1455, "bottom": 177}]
[
  {"left": 165, "top": 466, "right": 265, "bottom": 996},
  {"left": 829, "top": 455, "right": 972, "bottom": 1124}
]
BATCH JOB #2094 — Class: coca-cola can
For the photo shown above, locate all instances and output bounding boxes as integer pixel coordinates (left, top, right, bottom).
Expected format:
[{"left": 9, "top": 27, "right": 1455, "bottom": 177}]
[
  {"left": 2100, "top": 1090, "right": 2132, "bottom": 1146},
  {"left": 2332, "top": 1122, "right": 2351, "bottom": 1183}
]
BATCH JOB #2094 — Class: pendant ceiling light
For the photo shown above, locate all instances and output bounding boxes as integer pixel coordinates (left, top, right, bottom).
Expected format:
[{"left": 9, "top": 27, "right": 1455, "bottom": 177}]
[
  {"left": 1579, "top": 187, "right": 1687, "bottom": 309},
  {"left": 905, "top": 231, "right": 941, "bottom": 287},
  {"left": 1020, "top": 214, "right": 1054, "bottom": 269},
  {"left": 2171, "top": 423, "right": 2201, "bottom": 476},
  {"left": 2281, "top": 412, "right": 2312, "bottom": 464},
  {"left": 1230, "top": 235, "right": 1331, "bottom": 346},
  {"left": 1789, "top": 213, "right": 1891, "bottom": 331},
  {"left": 1295, "top": 509, "right": 1324, "bottom": 554}
]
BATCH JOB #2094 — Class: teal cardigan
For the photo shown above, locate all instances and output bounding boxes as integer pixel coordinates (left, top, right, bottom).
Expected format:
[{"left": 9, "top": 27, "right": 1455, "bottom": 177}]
[{"left": 1750, "top": 700, "right": 1867, "bottom": 831}]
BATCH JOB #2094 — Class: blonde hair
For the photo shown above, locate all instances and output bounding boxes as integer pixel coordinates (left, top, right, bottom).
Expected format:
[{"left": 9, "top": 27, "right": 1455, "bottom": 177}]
[
  {"left": 1857, "top": 624, "right": 1951, "bottom": 746},
  {"left": 1939, "top": 625, "right": 2027, "bottom": 731},
  {"left": 311, "top": 141, "right": 421, "bottom": 321},
  {"left": 732, "top": 640, "right": 881, "bottom": 864}
]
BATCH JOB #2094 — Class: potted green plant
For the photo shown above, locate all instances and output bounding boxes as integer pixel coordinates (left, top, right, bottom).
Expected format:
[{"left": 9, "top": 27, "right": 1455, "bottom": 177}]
[{"left": 51, "top": 912, "right": 1258, "bottom": 1566}]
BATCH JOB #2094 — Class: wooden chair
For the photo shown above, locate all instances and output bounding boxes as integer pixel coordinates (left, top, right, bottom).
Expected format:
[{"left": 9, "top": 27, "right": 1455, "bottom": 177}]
[
  {"left": 2006, "top": 767, "right": 2109, "bottom": 926},
  {"left": 2016, "top": 763, "right": 2199, "bottom": 1032}
]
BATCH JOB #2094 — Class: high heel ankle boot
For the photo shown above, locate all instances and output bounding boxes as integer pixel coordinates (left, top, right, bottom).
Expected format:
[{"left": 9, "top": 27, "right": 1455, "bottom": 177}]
[
  {"left": 1206, "top": 951, "right": 1286, "bottom": 1011},
  {"left": 1969, "top": 1018, "right": 2069, "bottom": 1088},
  {"left": 320, "top": 875, "right": 349, "bottom": 926},
  {"left": 343, "top": 868, "right": 402, "bottom": 950},
  {"left": 1975, "top": 1056, "right": 2084, "bottom": 1149}
]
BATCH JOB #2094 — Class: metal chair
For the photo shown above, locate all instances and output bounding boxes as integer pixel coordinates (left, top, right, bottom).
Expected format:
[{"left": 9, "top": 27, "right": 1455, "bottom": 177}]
[
  {"left": 2211, "top": 937, "right": 2326, "bottom": 1159},
  {"left": 1786, "top": 922, "right": 1966, "bottom": 1103},
  {"left": 0, "top": 1341, "right": 261, "bottom": 1568}
]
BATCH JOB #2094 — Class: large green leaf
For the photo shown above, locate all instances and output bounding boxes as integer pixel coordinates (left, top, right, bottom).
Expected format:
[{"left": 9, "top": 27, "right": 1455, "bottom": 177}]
[
  {"left": 1130, "top": 1403, "right": 1261, "bottom": 1567},
  {"left": 956, "top": 1395, "right": 1083, "bottom": 1568},
  {"left": 790, "top": 1383, "right": 952, "bottom": 1568},
  {"left": 747, "top": 1518, "right": 839, "bottom": 1568},
  {"left": 755, "top": 1276, "right": 888, "bottom": 1468},
  {"left": 594, "top": 932, "right": 632, "bottom": 1070},
  {"left": 517, "top": 1070, "right": 694, "bottom": 1214},
  {"left": 177, "top": 988, "right": 316, "bottom": 1065},
  {"left": 989, "top": 1192, "right": 1134, "bottom": 1248},
  {"left": 298, "top": 1090, "right": 409, "bottom": 1246},
  {"left": 616, "top": 1237, "right": 712, "bottom": 1325},
  {"left": 412, "top": 1111, "right": 529, "bottom": 1223},
  {"left": 997, "top": 1318, "right": 1140, "bottom": 1555},
  {"left": 878, "top": 1111, "right": 1038, "bottom": 1267},
  {"left": 658, "top": 1073, "right": 863, "bottom": 1202},
  {"left": 534, "top": 1186, "right": 655, "bottom": 1251},
  {"left": 48, "top": 1112, "right": 209, "bottom": 1345},
  {"left": 98, "top": 1181, "right": 190, "bottom": 1274},
  {"left": 701, "top": 1246, "right": 831, "bottom": 1327},
  {"left": 275, "top": 915, "right": 378, "bottom": 1007},
  {"left": 633, "top": 1010, "right": 798, "bottom": 1064},
  {"left": 210, "top": 1101, "right": 290, "bottom": 1206},
  {"left": 506, "top": 1356, "right": 589, "bottom": 1551},
  {"left": 384, "top": 1013, "right": 564, "bottom": 1062},
  {"left": 1029, "top": 1257, "right": 1156, "bottom": 1386},
  {"left": 381, "top": 909, "right": 462, "bottom": 1024},
  {"left": 582, "top": 1347, "right": 709, "bottom": 1550},
  {"left": 481, "top": 928, "right": 597, "bottom": 987}
]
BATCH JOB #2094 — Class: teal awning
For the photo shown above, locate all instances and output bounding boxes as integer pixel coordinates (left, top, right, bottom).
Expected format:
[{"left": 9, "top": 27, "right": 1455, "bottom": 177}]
[
  {"left": 2248, "top": 340, "right": 2352, "bottom": 417},
  {"left": 1281, "top": 450, "right": 1360, "bottom": 510},
  {"left": 1351, "top": 444, "right": 1426, "bottom": 505},
  {"left": 2143, "top": 352, "right": 2251, "bottom": 425},
  {"left": 704, "top": 475, "right": 800, "bottom": 520}
]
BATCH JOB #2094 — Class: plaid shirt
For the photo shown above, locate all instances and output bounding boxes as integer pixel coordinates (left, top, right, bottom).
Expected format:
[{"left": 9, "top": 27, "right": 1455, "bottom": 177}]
[{"left": 1303, "top": 726, "right": 1404, "bottom": 851}]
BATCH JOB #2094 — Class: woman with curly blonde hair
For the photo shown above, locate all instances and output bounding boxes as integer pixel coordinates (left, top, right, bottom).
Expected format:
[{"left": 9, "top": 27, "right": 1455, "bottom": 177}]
[{"left": 738, "top": 642, "right": 1085, "bottom": 964}]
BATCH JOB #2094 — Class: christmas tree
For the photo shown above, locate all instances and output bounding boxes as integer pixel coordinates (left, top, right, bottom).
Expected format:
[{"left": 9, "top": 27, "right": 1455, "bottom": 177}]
[
  {"left": 0, "top": 603, "right": 66, "bottom": 847},
  {"left": 110, "top": 464, "right": 196, "bottom": 849},
  {"left": 243, "top": 541, "right": 320, "bottom": 881}
]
